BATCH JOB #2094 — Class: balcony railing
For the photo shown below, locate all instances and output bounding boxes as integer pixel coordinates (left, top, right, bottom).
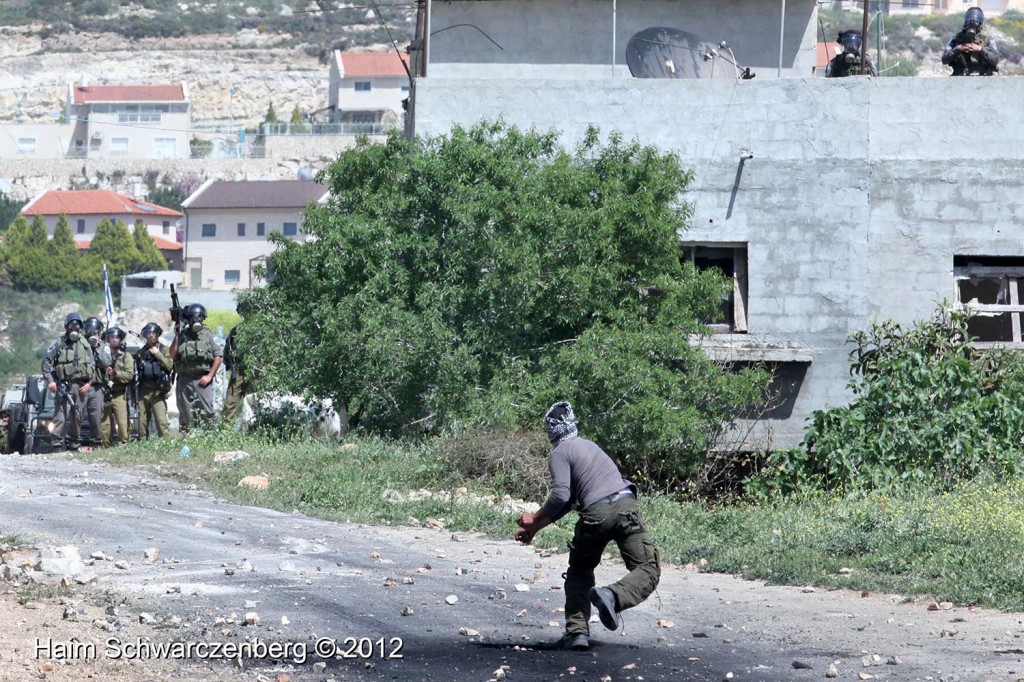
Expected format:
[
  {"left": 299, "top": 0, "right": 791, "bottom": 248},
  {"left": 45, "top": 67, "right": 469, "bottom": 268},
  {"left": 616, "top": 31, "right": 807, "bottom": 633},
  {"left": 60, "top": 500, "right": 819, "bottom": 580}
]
[{"left": 261, "top": 122, "right": 399, "bottom": 136}]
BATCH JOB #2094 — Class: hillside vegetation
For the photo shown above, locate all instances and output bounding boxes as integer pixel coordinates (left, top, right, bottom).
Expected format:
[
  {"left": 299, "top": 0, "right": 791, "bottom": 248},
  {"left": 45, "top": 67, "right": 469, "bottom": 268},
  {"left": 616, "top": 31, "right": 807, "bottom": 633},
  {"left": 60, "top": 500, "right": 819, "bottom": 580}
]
[{"left": 0, "top": 0, "right": 414, "bottom": 51}]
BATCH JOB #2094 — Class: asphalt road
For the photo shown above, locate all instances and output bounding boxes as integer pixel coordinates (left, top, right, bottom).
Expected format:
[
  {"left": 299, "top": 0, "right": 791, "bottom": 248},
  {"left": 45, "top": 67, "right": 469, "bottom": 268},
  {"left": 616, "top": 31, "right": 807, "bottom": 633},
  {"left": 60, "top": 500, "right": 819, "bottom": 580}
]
[{"left": 1, "top": 453, "right": 1019, "bottom": 682}]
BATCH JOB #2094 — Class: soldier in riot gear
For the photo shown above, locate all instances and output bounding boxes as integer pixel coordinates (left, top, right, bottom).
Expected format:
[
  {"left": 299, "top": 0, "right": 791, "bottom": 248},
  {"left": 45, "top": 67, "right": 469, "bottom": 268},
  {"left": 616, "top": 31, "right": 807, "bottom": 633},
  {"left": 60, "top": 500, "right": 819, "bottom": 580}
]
[
  {"left": 221, "top": 303, "right": 249, "bottom": 426},
  {"left": 826, "top": 30, "right": 876, "bottom": 78},
  {"left": 169, "top": 303, "right": 223, "bottom": 433},
  {"left": 135, "top": 322, "right": 174, "bottom": 438},
  {"left": 81, "top": 316, "right": 109, "bottom": 449},
  {"left": 41, "top": 312, "right": 96, "bottom": 451},
  {"left": 942, "top": 7, "right": 999, "bottom": 76},
  {"left": 100, "top": 327, "right": 135, "bottom": 446}
]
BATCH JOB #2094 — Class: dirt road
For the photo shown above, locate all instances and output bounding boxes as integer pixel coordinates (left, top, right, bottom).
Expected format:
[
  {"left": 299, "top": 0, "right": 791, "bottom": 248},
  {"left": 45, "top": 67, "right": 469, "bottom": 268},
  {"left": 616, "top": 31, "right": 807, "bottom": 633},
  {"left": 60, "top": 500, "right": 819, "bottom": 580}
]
[{"left": 1, "top": 453, "right": 1022, "bottom": 682}]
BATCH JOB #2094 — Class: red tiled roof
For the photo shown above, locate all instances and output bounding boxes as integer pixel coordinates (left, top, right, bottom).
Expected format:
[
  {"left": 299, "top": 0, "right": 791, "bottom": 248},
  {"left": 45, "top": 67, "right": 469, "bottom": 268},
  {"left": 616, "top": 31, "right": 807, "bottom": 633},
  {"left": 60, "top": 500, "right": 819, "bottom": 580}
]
[
  {"left": 818, "top": 42, "right": 841, "bottom": 69},
  {"left": 76, "top": 237, "right": 182, "bottom": 251},
  {"left": 23, "top": 190, "right": 182, "bottom": 218},
  {"left": 340, "top": 52, "right": 409, "bottom": 78},
  {"left": 73, "top": 84, "right": 186, "bottom": 104},
  {"left": 152, "top": 236, "right": 183, "bottom": 250}
]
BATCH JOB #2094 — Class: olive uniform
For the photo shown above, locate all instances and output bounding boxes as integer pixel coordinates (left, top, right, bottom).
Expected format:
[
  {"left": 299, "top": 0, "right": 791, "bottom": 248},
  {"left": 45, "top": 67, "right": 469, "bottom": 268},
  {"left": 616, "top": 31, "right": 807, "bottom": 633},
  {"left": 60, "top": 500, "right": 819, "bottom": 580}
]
[
  {"left": 942, "top": 27, "right": 999, "bottom": 75},
  {"left": 101, "top": 345, "right": 135, "bottom": 446},
  {"left": 82, "top": 344, "right": 109, "bottom": 448},
  {"left": 221, "top": 325, "right": 248, "bottom": 425},
  {"left": 135, "top": 343, "right": 173, "bottom": 438},
  {"left": 41, "top": 335, "right": 96, "bottom": 451},
  {"left": 173, "top": 327, "right": 223, "bottom": 432}
]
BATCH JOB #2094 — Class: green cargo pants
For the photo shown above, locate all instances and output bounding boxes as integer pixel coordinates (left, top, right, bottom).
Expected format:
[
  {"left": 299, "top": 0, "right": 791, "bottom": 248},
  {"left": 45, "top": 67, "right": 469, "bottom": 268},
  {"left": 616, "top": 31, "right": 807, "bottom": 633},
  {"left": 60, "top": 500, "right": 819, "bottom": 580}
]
[
  {"left": 564, "top": 496, "right": 660, "bottom": 636},
  {"left": 137, "top": 384, "right": 170, "bottom": 438}
]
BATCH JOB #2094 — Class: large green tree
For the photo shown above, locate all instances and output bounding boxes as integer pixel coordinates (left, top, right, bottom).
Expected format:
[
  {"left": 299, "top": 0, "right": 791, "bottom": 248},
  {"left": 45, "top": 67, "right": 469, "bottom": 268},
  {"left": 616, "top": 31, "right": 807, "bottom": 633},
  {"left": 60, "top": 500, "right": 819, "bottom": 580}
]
[
  {"left": 239, "top": 122, "right": 769, "bottom": 484},
  {"left": 132, "top": 220, "right": 168, "bottom": 271},
  {"left": 1, "top": 214, "right": 52, "bottom": 290},
  {"left": 47, "top": 213, "right": 80, "bottom": 289},
  {"left": 84, "top": 218, "right": 142, "bottom": 295}
]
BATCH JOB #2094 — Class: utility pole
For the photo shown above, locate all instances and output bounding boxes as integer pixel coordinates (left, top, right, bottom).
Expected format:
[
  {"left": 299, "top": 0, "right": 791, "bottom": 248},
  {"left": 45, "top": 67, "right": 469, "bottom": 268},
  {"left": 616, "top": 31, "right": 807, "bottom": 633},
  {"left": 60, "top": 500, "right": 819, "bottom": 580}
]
[{"left": 860, "top": 1, "right": 870, "bottom": 74}]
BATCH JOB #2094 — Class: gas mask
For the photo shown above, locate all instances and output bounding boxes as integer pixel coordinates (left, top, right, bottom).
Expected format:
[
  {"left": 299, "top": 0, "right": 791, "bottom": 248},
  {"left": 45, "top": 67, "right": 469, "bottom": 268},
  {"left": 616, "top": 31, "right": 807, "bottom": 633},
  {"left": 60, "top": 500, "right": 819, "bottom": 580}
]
[
  {"left": 68, "top": 330, "right": 81, "bottom": 342},
  {"left": 89, "top": 335, "right": 101, "bottom": 349},
  {"left": 190, "top": 321, "right": 203, "bottom": 334},
  {"left": 965, "top": 26, "right": 979, "bottom": 40}
]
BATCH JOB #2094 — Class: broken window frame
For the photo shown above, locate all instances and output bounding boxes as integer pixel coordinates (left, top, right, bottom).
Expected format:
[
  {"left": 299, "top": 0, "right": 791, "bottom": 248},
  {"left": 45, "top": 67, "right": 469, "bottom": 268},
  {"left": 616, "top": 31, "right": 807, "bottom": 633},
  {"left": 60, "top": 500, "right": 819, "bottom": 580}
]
[
  {"left": 681, "top": 242, "right": 748, "bottom": 334},
  {"left": 954, "top": 256, "right": 1024, "bottom": 349}
]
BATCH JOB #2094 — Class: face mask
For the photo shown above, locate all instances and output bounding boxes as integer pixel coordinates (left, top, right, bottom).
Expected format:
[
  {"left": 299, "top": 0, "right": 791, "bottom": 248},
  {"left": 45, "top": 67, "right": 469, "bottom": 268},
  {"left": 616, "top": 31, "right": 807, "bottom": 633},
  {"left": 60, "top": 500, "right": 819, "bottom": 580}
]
[
  {"left": 966, "top": 27, "right": 978, "bottom": 39},
  {"left": 89, "top": 336, "right": 100, "bottom": 348},
  {"left": 68, "top": 330, "right": 81, "bottom": 342},
  {"left": 191, "top": 322, "right": 203, "bottom": 333}
]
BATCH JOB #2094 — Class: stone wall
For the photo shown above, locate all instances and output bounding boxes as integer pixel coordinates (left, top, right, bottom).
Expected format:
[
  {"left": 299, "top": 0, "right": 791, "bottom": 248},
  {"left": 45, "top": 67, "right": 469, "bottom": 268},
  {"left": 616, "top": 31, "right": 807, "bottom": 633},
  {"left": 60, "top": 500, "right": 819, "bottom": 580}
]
[{"left": 416, "top": 75, "right": 1024, "bottom": 447}]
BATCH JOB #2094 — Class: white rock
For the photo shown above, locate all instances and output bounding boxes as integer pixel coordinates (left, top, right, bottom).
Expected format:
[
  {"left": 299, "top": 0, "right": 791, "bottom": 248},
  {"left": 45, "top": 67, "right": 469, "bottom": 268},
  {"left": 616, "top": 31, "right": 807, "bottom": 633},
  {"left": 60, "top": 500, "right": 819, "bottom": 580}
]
[
  {"left": 143, "top": 548, "right": 160, "bottom": 563},
  {"left": 244, "top": 612, "right": 260, "bottom": 625},
  {"left": 113, "top": 560, "right": 130, "bottom": 570},
  {"left": 514, "top": 584, "right": 530, "bottom": 592},
  {"left": 445, "top": 595, "right": 458, "bottom": 605}
]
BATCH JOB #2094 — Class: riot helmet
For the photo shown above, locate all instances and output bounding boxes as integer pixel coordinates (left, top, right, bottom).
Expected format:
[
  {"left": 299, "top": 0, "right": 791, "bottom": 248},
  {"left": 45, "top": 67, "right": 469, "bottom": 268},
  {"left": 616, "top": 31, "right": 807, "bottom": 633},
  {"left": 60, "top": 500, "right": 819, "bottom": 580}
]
[
  {"left": 964, "top": 7, "right": 984, "bottom": 31},
  {"left": 141, "top": 322, "right": 163, "bottom": 339},
  {"left": 838, "top": 30, "right": 863, "bottom": 56},
  {"left": 64, "top": 312, "right": 84, "bottom": 341},
  {"left": 184, "top": 303, "right": 207, "bottom": 333},
  {"left": 103, "top": 327, "right": 126, "bottom": 345}
]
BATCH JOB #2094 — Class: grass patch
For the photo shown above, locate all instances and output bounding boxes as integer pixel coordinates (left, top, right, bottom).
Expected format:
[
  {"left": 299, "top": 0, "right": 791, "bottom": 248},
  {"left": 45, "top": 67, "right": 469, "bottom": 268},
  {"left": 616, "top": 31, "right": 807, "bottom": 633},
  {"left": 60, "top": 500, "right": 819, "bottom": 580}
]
[{"left": 79, "top": 430, "right": 1024, "bottom": 611}]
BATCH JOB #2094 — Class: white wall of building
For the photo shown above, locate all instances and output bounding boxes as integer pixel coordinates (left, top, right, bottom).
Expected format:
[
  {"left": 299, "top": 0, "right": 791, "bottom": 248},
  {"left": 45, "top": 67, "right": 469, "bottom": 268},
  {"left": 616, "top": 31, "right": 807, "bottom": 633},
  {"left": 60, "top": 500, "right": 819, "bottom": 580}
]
[
  {"left": 427, "top": 0, "right": 819, "bottom": 79},
  {"left": 183, "top": 207, "right": 310, "bottom": 290}
]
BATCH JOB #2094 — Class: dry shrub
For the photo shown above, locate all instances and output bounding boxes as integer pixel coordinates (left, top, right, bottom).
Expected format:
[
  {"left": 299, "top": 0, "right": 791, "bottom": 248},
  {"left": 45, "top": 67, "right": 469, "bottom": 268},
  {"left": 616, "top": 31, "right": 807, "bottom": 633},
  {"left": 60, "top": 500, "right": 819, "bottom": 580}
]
[{"left": 438, "top": 429, "right": 551, "bottom": 501}]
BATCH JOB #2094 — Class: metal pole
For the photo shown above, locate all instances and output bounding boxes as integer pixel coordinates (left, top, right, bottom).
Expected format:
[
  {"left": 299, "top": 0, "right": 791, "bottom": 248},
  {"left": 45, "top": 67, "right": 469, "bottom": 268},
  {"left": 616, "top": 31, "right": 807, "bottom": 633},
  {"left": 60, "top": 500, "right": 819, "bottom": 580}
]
[
  {"left": 612, "top": 0, "right": 617, "bottom": 77},
  {"left": 778, "top": 0, "right": 786, "bottom": 78},
  {"left": 425, "top": 0, "right": 431, "bottom": 77},
  {"left": 860, "top": 1, "right": 870, "bottom": 74}
]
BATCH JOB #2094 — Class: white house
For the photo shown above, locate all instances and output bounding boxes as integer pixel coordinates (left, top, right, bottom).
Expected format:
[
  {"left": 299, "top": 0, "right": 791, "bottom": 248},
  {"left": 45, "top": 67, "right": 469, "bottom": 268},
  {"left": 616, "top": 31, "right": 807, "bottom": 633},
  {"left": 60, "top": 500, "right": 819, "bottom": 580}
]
[
  {"left": 180, "top": 179, "right": 329, "bottom": 291},
  {"left": 328, "top": 51, "right": 410, "bottom": 131},
  {"left": 66, "top": 82, "right": 191, "bottom": 160},
  {"left": 21, "top": 189, "right": 182, "bottom": 243},
  {"left": 828, "top": 0, "right": 1024, "bottom": 15}
]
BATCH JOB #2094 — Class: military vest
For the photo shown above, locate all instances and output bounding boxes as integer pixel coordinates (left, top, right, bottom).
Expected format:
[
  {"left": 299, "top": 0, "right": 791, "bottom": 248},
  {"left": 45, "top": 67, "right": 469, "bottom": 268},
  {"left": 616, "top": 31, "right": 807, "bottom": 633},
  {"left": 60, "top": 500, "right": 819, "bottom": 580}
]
[
  {"left": 136, "top": 345, "right": 173, "bottom": 384},
  {"left": 50, "top": 338, "right": 96, "bottom": 382},
  {"left": 954, "top": 29, "right": 996, "bottom": 74},
  {"left": 174, "top": 328, "right": 217, "bottom": 376}
]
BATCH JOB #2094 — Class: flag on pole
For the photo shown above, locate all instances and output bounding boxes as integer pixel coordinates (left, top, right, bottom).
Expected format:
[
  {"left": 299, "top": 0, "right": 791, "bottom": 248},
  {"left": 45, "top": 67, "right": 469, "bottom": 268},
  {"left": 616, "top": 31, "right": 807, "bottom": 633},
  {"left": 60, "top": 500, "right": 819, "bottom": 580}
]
[{"left": 103, "top": 264, "right": 116, "bottom": 327}]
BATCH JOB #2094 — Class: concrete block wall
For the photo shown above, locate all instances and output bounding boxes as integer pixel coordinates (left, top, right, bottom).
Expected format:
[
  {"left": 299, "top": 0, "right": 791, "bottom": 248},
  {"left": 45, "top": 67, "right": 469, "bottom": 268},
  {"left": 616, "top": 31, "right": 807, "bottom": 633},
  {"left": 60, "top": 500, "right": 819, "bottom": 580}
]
[{"left": 415, "top": 75, "right": 1024, "bottom": 447}]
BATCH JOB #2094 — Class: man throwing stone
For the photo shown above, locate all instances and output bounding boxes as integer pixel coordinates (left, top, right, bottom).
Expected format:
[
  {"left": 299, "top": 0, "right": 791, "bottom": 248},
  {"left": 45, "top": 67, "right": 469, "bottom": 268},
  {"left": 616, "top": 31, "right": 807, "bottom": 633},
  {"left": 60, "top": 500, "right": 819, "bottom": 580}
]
[{"left": 515, "top": 401, "right": 661, "bottom": 651}]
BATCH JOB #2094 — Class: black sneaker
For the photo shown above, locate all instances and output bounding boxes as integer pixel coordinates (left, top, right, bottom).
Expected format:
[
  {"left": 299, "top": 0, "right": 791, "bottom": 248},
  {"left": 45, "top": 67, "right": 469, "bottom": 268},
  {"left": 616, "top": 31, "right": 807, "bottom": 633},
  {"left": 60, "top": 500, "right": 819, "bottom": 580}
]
[{"left": 588, "top": 586, "right": 621, "bottom": 631}]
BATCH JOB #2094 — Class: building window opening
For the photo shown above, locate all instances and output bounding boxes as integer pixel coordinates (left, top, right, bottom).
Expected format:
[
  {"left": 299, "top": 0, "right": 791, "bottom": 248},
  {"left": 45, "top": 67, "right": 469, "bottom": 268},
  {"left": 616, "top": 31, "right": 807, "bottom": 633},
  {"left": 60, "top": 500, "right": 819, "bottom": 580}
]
[
  {"left": 681, "top": 243, "right": 748, "bottom": 333},
  {"left": 955, "top": 255, "right": 1024, "bottom": 347}
]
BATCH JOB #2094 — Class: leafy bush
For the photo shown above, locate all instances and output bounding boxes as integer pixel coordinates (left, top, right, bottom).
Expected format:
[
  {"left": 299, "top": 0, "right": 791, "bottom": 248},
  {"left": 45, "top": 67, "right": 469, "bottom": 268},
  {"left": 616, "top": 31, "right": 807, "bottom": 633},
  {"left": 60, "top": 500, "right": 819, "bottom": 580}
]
[
  {"left": 239, "top": 122, "right": 772, "bottom": 488},
  {"left": 749, "top": 306, "right": 1024, "bottom": 495}
]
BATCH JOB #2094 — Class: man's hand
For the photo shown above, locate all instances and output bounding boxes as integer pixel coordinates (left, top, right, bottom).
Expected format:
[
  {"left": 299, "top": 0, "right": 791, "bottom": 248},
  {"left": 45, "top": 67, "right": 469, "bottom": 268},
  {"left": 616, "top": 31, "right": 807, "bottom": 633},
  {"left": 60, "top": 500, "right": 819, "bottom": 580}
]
[
  {"left": 48, "top": 382, "right": 57, "bottom": 394},
  {"left": 106, "top": 366, "right": 115, "bottom": 377},
  {"left": 515, "top": 512, "right": 544, "bottom": 545},
  {"left": 78, "top": 383, "right": 89, "bottom": 396},
  {"left": 957, "top": 43, "right": 981, "bottom": 53},
  {"left": 199, "top": 374, "right": 213, "bottom": 387}
]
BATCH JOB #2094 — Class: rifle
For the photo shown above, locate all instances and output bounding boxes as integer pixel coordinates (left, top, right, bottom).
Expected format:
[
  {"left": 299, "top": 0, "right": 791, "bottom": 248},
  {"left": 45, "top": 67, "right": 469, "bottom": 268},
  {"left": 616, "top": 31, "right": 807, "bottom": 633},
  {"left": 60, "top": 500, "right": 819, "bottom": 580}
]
[{"left": 170, "top": 284, "right": 182, "bottom": 329}]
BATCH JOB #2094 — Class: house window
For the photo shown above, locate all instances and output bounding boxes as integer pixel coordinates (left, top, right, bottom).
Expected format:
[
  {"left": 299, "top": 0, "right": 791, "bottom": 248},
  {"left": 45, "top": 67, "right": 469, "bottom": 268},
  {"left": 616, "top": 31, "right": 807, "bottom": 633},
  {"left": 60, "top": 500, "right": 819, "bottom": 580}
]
[
  {"left": 201, "top": 223, "right": 216, "bottom": 238},
  {"left": 77, "top": 219, "right": 86, "bottom": 234},
  {"left": 681, "top": 244, "right": 749, "bottom": 333},
  {"left": 257, "top": 222, "right": 266, "bottom": 237},
  {"left": 17, "top": 138, "right": 35, "bottom": 153},
  {"left": 237, "top": 222, "right": 246, "bottom": 237},
  {"left": 352, "top": 112, "right": 376, "bottom": 124},
  {"left": 162, "top": 220, "right": 170, "bottom": 236},
  {"left": 224, "top": 270, "right": 241, "bottom": 284},
  {"left": 354, "top": 81, "right": 372, "bottom": 92},
  {"left": 153, "top": 138, "right": 176, "bottom": 158},
  {"left": 954, "top": 255, "right": 1024, "bottom": 348},
  {"left": 110, "top": 137, "right": 129, "bottom": 155},
  {"left": 283, "top": 222, "right": 298, "bottom": 237}
]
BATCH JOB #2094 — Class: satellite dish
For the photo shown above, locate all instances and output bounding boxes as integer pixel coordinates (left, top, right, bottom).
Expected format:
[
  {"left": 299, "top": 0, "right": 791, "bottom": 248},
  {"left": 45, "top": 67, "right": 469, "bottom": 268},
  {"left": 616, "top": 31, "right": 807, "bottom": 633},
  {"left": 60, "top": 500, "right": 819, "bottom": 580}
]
[{"left": 626, "top": 27, "right": 754, "bottom": 80}]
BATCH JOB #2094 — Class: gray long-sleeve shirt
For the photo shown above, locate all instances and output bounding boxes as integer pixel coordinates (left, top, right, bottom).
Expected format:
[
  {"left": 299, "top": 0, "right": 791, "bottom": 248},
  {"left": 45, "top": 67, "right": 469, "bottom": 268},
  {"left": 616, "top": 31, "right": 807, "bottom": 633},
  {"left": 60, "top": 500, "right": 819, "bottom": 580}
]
[{"left": 539, "top": 437, "right": 631, "bottom": 522}]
